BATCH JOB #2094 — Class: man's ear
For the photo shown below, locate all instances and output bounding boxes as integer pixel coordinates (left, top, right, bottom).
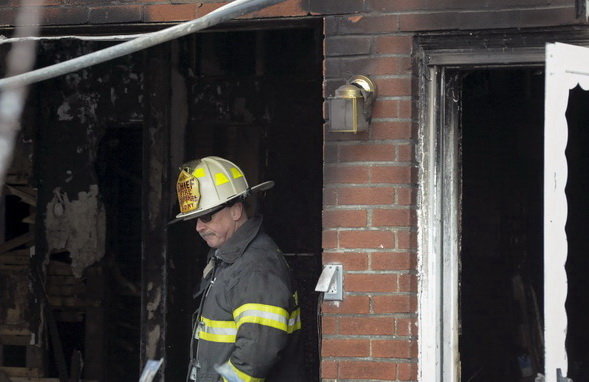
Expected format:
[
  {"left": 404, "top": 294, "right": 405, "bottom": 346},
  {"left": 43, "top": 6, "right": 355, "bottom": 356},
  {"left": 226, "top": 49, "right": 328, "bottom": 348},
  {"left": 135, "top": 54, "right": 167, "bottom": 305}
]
[{"left": 229, "top": 202, "right": 244, "bottom": 221}]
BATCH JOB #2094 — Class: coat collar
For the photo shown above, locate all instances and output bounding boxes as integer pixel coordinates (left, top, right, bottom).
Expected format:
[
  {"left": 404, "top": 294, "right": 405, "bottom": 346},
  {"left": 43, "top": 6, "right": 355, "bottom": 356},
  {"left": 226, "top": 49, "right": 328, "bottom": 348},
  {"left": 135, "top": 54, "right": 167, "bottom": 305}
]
[{"left": 214, "top": 216, "right": 262, "bottom": 264}]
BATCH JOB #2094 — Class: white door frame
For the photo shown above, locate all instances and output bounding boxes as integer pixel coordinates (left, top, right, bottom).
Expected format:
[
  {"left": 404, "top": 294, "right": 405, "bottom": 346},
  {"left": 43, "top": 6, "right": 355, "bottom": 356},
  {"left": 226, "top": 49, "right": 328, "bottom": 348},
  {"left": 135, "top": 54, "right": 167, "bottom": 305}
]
[
  {"left": 543, "top": 41, "right": 589, "bottom": 382},
  {"left": 416, "top": 30, "right": 589, "bottom": 382}
]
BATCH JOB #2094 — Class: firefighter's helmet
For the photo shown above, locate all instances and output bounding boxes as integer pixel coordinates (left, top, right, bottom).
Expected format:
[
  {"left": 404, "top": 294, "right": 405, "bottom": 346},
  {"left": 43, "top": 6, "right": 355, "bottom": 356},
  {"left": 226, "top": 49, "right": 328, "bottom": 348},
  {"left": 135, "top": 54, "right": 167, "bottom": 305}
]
[{"left": 174, "top": 156, "right": 274, "bottom": 222}]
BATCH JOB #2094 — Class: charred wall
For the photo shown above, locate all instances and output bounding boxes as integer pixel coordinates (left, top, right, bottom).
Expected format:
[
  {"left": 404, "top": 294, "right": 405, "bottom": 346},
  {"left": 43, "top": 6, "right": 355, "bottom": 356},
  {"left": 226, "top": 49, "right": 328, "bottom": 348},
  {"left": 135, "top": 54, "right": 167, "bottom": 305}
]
[{"left": 32, "top": 40, "right": 145, "bottom": 381}]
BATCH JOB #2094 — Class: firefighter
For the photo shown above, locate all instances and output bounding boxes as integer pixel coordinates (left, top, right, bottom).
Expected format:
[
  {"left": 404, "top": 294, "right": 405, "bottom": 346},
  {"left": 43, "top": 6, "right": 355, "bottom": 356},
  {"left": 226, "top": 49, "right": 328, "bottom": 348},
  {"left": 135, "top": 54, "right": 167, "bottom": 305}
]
[{"left": 175, "top": 156, "right": 304, "bottom": 382}]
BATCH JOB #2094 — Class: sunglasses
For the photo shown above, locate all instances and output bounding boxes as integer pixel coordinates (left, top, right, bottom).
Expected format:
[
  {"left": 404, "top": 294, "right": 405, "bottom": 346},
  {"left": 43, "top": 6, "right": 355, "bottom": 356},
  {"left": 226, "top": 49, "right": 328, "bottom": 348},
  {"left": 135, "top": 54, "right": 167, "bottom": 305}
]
[
  {"left": 197, "top": 205, "right": 226, "bottom": 223},
  {"left": 197, "top": 198, "right": 241, "bottom": 223}
]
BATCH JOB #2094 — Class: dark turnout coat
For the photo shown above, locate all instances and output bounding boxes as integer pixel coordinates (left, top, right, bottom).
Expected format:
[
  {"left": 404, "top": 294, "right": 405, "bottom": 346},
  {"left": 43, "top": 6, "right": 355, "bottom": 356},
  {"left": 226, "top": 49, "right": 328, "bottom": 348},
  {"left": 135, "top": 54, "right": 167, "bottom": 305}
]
[{"left": 187, "top": 216, "right": 304, "bottom": 382}]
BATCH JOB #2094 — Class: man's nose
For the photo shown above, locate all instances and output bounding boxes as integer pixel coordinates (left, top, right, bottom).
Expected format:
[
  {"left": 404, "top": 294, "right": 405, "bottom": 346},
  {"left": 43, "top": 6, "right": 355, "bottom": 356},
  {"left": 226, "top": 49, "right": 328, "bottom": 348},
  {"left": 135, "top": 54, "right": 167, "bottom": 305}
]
[{"left": 196, "top": 218, "right": 206, "bottom": 232}]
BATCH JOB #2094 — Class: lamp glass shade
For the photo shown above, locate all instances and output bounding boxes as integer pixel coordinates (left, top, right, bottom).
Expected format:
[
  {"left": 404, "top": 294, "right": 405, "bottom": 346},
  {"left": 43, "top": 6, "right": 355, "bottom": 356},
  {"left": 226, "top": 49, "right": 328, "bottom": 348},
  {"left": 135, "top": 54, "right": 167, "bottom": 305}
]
[{"left": 328, "top": 96, "right": 368, "bottom": 133}]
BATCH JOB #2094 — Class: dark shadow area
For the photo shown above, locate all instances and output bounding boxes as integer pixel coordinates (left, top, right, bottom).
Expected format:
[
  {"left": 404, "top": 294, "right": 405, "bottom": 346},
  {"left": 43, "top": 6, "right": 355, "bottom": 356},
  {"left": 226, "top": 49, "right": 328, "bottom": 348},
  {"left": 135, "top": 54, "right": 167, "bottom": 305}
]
[
  {"left": 564, "top": 85, "right": 589, "bottom": 382},
  {"left": 96, "top": 125, "right": 143, "bottom": 381},
  {"left": 460, "top": 69, "right": 544, "bottom": 382}
]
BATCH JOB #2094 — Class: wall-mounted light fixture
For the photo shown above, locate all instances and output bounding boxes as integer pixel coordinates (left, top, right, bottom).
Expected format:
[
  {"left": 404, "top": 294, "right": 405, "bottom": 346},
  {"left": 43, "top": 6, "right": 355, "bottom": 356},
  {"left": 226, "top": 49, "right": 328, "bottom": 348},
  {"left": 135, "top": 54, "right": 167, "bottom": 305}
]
[{"left": 328, "top": 75, "right": 376, "bottom": 133}]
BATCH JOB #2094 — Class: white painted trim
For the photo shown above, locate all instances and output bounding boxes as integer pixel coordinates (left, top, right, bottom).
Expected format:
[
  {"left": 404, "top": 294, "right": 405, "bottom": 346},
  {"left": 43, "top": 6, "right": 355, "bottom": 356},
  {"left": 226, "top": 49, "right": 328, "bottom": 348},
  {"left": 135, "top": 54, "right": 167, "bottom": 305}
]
[
  {"left": 417, "top": 67, "right": 462, "bottom": 382},
  {"left": 417, "top": 66, "right": 443, "bottom": 382},
  {"left": 543, "top": 42, "right": 589, "bottom": 382},
  {"left": 439, "top": 71, "right": 461, "bottom": 382}
]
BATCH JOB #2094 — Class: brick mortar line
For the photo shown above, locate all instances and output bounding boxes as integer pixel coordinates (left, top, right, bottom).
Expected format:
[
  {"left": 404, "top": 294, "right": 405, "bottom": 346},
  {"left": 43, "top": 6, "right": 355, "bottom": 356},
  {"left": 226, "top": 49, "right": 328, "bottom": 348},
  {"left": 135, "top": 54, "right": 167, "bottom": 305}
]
[
  {"left": 327, "top": 225, "right": 415, "bottom": 230},
  {"left": 322, "top": 334, "right": 417, "bottom": 341},
  {"left": 321, "top": 95, "right": 413, "bottom": 101},
  {"left": 345, "top": 270, "right": 415, "bottom": 274},
  {"left": 321, "top": 316, "right": 417, "bottom": 321},
  {"left": 335, "top": 227, "right": 415, "bottom": 230},
  {"left": 326, "top": 161, "right": 416, "bottom": 166},
  {"left": 325, "top": 162, "right": 416, "bottom": 168},
  {"left": 326, "top": 143, "right": 417, "bottom": 148},
  {"left": 321, "top": 356, "right": 418, "bottom": 362},
  {"left": 325, "top": 52, "right": 413, "bottom": 58},
  {"left": 325, "top": 155, "right": 416, "bottom": 160},
  {"left": 370, "top": 74, "right": 413, "bottom": 79},
  {"left": 322, "top": 248, "right": 417, "bottom": 253},
  {"left": 341, "top": 292, "right": 419, "bottom": 296},
  {"left": 325, "top": 5, "right": 573, "bottom": 18},
  {"left": 374, "top": 96, "right": 412, "bottom": 101},
  {"left": 325, "top": 161, "right": 415, "bottom": 166},
  {"left": 326, "top": 226, "right": 415, "bottom": 230},
  {"left": 323, "top": 29, "right": 413, "bottom": 35},
  {"left": 326, "top": 139, "right": 415, "bottom": 144},
  {"left": 322, "top": 207, "right": 417, "bottom": 210},
  {"left": 325, "top": 72, "right": 413, "bottom": 80},
  {"left": 375, "top": 96, "right": 413, "bottom": 101},
  {"left": 323, "top": 184, "right": 417, "bottom": 189},
  {"left": 324, "top": 180, "right": 416, "bottom": 184},
  {"left": 320, "top": 380, "right": 417, "bottom": 382},
  {"left": 321, "top": 312, "right": 416, "bottom": 317},
  {"left": 387, "top": 5, "right": 574, "bottom": 15},
  {"left": 319, "top": 380, "right": 417, "bottom": 382},
  {"left": 323, "top": 248, "right": 418, "bottom": 255},
  {"left": 322, "top": 31, "right": 413, "bottom": 37},
  {"left": 370, "top": 117, "right": 414, "bottom": 122},
  {"left": 325, "top": 32, "right": 414, "bottom": 38},
  {"left": 323, "top": 205, "right": 415, "bottom": 210},
  {"left": 344, "top": 292, "right": 418, "bottom": 296},
  {"left": 325, "top": 139, "right": 415, "bottom": 145}
]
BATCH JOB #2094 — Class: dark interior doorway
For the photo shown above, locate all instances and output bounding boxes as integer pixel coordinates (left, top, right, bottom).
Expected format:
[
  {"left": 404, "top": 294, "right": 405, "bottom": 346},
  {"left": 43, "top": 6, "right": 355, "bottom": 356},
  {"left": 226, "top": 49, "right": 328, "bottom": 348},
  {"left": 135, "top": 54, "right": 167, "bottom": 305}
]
[
  {"left": 166, "top": 24, "right": 323, "bottom": 382},
  {"left": 95, "top": 124, "right": 143, "bottom": 381},
  {"left": 563, "top": 85, "right": 589, "bottom": 382},
  {"left": 460, "top": 69, "right": 545, "bottom": 382},
  {"left": 459, "top": 68, "right": 589, "bottom": 382}
]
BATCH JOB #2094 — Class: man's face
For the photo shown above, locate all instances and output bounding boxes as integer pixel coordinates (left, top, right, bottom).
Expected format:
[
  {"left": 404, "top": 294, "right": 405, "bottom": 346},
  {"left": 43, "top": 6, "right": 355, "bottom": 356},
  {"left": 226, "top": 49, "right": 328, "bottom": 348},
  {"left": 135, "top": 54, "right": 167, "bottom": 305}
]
[{"left": 195, "top": 205, "right": 239, "bottom": 248}]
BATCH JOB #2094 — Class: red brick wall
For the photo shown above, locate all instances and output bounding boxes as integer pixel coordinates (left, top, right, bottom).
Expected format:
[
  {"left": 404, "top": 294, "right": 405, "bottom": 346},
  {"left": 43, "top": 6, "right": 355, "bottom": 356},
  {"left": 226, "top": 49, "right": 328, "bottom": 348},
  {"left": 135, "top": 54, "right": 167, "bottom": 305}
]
[
  {"left": 315, "top": 0, "right": 577, "bottom": 380},
  {"left": 0, "top": 0, "right": 578, "bottom": 27},
  {"left": 320, "top": 3, "right": 418, "bottom": 378},
  {"left": 0, "top": 0, "right": 309, "bottom": 25},
  {"left": 2, "top": 0, "right": 581, "bottom": 381}
]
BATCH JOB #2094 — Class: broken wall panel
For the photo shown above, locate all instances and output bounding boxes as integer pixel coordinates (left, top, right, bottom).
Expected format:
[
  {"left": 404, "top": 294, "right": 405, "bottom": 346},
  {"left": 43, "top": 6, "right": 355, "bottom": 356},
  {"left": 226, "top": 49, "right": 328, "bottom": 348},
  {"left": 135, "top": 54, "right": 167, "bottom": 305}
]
[
  {"left": 30, "top": 39, "right": 146, "bottom": 381},
  {"left": 34, "top": 39, "right": 144, "bottom": 273}
]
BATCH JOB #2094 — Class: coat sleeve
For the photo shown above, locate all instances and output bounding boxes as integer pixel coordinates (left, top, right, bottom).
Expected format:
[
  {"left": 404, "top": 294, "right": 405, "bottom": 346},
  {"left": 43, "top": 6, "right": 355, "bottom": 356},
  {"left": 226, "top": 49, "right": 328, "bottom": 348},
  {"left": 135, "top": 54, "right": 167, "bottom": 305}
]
[{"left": 215, "top": 268, "right": 298, "bottom": 381}]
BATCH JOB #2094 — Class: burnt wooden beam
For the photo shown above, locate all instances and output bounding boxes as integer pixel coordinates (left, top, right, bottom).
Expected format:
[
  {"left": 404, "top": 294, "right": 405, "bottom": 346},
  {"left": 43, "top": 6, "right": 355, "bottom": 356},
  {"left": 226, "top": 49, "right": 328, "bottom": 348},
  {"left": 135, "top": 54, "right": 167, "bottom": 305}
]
[
  {"left": 0, "top": 232, "right": 33, "bottom": 255},
  {"left": 140, "top": 43, "right": 171, "bottom": 381},
  {"left": 4, "top": 185, "right": 36, "bottom": 206}
]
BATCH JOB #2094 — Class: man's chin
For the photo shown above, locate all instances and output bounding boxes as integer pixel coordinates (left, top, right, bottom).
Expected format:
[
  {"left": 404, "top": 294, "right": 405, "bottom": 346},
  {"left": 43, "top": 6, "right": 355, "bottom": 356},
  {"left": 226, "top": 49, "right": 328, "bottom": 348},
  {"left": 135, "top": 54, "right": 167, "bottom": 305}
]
[{"left": 203, "top": 236, "right": 219, "bottom": 248}]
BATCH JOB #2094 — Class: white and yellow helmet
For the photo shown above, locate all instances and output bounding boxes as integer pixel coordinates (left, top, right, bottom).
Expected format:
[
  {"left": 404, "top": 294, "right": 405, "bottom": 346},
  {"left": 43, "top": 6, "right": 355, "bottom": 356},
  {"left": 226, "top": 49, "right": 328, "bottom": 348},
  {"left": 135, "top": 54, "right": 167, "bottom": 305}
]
[{"left": 175, "top": 156, "right": 274, "bottom": 222}]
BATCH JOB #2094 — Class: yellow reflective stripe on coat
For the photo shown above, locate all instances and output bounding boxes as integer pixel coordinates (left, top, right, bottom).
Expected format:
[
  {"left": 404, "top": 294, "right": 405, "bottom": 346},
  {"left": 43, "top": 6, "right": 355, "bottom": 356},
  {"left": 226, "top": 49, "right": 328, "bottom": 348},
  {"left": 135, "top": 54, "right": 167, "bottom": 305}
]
[
  {"left": 197, "top": 316, "right": 237, "bottom": 343},
  {"left": 233, "top": 304, "right": 302, "bottom": 333},
  {"left": 220, "top": 360, "right": 264, "bottom": 382},
  {"left": 288, "top": 308, "right": 302, "bottom": 332}
]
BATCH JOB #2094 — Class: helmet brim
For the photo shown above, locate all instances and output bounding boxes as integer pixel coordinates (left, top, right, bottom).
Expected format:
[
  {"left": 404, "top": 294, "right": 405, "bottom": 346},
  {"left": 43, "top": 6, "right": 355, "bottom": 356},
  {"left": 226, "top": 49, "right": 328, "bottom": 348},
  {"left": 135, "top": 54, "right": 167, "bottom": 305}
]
[{"left": 168, "top": 180, "right": 275, "bottom": 225}]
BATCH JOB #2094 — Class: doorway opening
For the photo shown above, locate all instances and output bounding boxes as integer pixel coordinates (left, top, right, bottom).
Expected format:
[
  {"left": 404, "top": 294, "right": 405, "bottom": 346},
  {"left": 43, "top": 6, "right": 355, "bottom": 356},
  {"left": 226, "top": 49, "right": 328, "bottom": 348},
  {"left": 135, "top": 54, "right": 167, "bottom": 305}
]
[
  {"left": 562, "top": 85, "right": 589, "bottom": 382},
  {"left": 460, "top": 69, "right": 544, "bottom": 382},
  {"left": 166, "top": 24, "right": 324, "bottom": 382},
  {"left": 417, "top": 32, "right": 589, "bottom": 382},
  {"left": 458, "top": 68, "right": 589, "bottom": 381}
]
